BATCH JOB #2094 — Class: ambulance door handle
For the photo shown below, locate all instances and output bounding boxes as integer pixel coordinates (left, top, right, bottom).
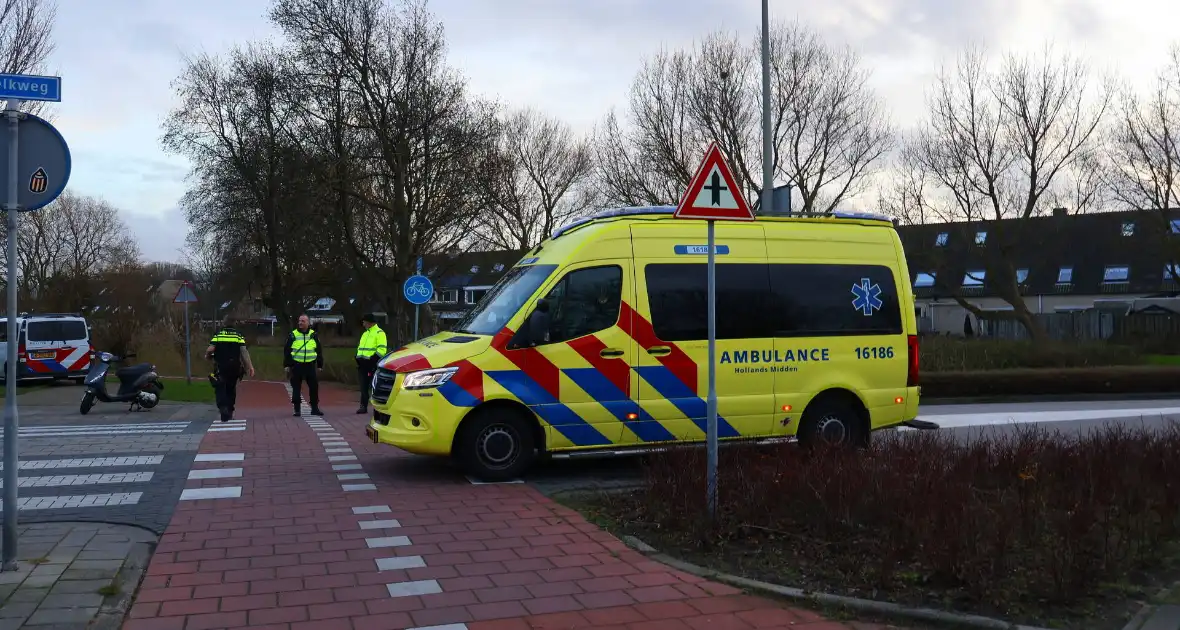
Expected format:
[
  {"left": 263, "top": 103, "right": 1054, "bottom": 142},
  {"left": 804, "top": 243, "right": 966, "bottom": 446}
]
[
  {"left": 599, "top": 348, "right": 625, "bottom": 358},
  {"left": 647, "top": 346, "right": 671, "bottom": 356}
]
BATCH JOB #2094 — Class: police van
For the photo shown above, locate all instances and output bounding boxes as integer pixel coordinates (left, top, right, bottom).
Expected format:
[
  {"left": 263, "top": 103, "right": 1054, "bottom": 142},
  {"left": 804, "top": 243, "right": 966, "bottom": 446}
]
[
  {"left": 365, "top": 207, "right": 921, "bottom": 479},
  {"left": 0, "top": 313, "right": 94, "bottom": 384}
]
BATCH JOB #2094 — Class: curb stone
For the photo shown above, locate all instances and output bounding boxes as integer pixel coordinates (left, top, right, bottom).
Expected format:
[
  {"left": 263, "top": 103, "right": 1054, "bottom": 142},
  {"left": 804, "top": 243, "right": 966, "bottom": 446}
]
[
  {"left": 89, "top": 536, "right": 154, "bottom": 630},
  {"left": 619, "top": 534, "right": 1056, "bottom": 630}
]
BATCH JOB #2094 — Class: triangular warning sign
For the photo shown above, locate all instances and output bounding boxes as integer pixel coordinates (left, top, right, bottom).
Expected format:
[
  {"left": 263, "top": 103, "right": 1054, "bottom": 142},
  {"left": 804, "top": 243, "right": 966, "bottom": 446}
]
[
  {"left": 674, "top": 142, "right": 755, "bottom": 221},
  {"left": 173, "top": 282, "right": 198, "bottom": 304}
]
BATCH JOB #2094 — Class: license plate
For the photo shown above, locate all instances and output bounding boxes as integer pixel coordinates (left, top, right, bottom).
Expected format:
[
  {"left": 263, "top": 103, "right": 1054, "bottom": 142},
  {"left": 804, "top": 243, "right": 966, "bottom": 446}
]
[
  {"left": 365, "top": 425, "right": 378, "bottom": 444},
  {"left": 30, "top": 351, "right": 54, "bottom": 360}
]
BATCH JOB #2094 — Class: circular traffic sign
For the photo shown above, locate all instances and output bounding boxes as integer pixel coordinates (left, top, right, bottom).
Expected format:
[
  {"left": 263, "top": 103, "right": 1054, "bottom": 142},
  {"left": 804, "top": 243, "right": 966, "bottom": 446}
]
[{"left": 403, "top": 274, "right": 433, "bottom": 305}]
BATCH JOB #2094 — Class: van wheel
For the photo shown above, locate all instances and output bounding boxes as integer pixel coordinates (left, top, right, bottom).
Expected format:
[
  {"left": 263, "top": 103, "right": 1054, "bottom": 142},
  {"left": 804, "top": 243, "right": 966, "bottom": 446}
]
[
  {"left": 797, "top": 397, "right": 865, "bottom": 450},
  {"left": 455, "top": 407, "right": 536, "bottom": 481}
]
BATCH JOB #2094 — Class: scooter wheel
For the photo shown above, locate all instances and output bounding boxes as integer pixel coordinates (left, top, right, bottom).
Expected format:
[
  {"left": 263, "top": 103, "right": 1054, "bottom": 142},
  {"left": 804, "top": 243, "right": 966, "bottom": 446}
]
[{"left": 80, "top": 392, "right": 95, "bottom": 415}]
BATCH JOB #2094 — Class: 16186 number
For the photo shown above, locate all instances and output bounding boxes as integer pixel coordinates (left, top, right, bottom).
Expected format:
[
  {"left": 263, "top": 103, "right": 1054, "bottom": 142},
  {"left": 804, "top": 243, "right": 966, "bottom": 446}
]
[{"left": 855, "top": 346, "right": 895, "bottom": 360}]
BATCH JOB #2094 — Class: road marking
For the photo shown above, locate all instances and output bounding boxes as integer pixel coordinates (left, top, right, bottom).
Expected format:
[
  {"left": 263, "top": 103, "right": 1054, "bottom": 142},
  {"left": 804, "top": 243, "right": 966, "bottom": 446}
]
[
  {"left": 407, "top": 624, "right": 466, "bottom": 630},
  {"left": 0, "top": 456, "right": 164, "bottom": 470},
  {"left": 194, "top": 453, "right": 244, "bottom": 462},
  {"left": 19, "top": 423, "right": 189, "bottom": 431},
  {"left": 376, "top": 555, "right": 424, "bottom": 570},
  {"left": 342, "top": 484, "right": 376, "bottom": 492},
  {"left": 187, "top": 468, "right": 243, "bottom": 480},
  {"left": 353, "top": 505, "right": 390, "bottom": 514},
  {"left": 0, "top": 472, "right": 153, "bottom": 488},
  {"left": 917, "top": 406, "right": 1180, "bottom": 429},
  {"left": 180, "top": 486, "right": 242, "bottom": 500},
  {"left": 333, "top": 464, "right": 362, "bottom": 471},
  {"left": 365, "top": 536, "right": 411, "bottom": 548},
  {"left": 338, "top": 473, "right": 369, "bottom": 481},
  {"left": 386, "top": 579, "right": 442, "bottom": 597},
  {"left": 207, "top": 427, "right": 245, "bottom": 432},
  {"left": 2, "top": 492, "right": 143, "bottom": 511},
  {"left": 328, "top": 455, "right": 357, "bottom": 462},
  {"left": 326, "top": 449, "right": 352, "bottom": 454},
  {"left": 18, "top": 429, "right": 186, "bottom": 437},
  {"left": 359, "top": 519, "right": 400, "bottom": 529},
  {"left": 323, "top": 441, "right": 348, "bottom": 446}
]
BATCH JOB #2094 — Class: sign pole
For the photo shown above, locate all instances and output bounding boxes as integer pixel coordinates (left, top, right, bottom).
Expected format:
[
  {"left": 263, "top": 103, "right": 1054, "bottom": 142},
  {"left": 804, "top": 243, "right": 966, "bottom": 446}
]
[
  {"left": 183, "top": 292, "right": 191, "bottom": 385},
  {"left": 413, "top": 257, "right": 422, "bottom": 341},
  {"left": 2, "top": 98, "right": 21, "bottom": 571},
  {"left": 760, "top": 0, "right": 774, "bottom": 216},
  {"left": 705, "top": 220, "right": 719, "bottom": 519}
]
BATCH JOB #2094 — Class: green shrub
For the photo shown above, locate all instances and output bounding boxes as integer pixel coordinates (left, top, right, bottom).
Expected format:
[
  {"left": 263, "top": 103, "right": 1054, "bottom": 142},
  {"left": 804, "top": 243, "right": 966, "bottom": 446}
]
[
  {"left": 920, "top": 336, "right": 1143, "bottom": 372},
  {"left": 922, "top": 366, "right": 1180, "bottom": 398}
]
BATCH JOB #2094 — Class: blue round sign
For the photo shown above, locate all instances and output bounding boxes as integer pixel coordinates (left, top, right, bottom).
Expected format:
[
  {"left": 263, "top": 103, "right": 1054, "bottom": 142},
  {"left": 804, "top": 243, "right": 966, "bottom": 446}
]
[{"left": 403, "top": 274, "right": 433, "bottom": 305}]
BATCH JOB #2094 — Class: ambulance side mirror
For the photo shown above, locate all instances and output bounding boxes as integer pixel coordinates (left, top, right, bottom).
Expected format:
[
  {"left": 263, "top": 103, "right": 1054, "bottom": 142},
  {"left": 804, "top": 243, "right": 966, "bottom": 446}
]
[{"left": 516, "top": 299, "right": 550, "bottom": 348}]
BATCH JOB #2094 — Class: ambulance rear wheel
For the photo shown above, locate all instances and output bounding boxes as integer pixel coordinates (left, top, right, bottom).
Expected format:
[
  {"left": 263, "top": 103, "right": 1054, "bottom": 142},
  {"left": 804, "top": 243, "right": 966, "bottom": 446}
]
[
  {"left": 456, "top": 407, "right": 536, "bottom": 481},
  {"left": 797, "top": 396, "right": 865, "bottom": 450}
]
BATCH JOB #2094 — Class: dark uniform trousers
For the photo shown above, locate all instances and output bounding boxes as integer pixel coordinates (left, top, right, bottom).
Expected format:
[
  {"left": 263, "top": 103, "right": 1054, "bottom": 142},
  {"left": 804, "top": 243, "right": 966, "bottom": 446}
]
[
  {"left": 289, "top": 363, "right": 320, "bottom": 411},
  {"left": 357, "top": 357, "right": 378, "bottom": 408},
  {"left": 214, "top": 364, "right": 242, "bottom": 419}
]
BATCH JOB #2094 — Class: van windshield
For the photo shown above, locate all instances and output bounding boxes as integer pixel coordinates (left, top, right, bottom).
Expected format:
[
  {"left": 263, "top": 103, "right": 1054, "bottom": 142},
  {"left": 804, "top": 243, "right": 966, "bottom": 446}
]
[{"left": 453, "top": 264, "right": 557, "bottom": 336}]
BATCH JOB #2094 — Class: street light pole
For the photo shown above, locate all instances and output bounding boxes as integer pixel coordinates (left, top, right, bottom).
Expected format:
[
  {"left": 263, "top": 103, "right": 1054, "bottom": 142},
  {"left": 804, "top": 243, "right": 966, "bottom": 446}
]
[{"left": 760, "top": 0, "right": 774, "bottom": 215}]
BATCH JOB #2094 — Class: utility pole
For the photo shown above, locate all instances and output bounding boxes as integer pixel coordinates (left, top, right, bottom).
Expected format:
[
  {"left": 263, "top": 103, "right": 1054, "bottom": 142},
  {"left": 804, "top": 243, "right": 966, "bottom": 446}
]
[{"left": 760, "top": 0, "right": 775, "bottom": 215}]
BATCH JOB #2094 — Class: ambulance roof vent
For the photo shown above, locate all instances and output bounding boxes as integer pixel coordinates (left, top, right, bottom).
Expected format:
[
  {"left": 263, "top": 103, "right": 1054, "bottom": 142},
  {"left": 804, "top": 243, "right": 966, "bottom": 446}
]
[{"left": 551, "top": 206, "right": 675, "bottom": 239}]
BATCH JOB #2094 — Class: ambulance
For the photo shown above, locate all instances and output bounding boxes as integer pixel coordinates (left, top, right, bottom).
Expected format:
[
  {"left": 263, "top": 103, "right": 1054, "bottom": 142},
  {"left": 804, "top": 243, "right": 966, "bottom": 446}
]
[{"left": 365, "top": 206, "right": 921, "bottom": 480}]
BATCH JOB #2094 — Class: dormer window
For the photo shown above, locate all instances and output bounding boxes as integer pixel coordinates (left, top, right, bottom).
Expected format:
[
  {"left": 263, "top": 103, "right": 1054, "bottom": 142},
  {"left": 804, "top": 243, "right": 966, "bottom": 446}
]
[
  {"left": 935, "top": 232, "right": 948, "bottom": 247},
  {"left": 974, "top": 231, "right": 987, "bottom": 245}
]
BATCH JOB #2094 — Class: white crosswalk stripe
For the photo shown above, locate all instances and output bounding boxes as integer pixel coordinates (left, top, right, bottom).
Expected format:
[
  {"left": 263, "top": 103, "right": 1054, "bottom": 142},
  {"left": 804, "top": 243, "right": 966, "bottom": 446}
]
[
  {"left": 16, "top": 422, "right": 191, "bottom": 438},
  {"left": 0, "top": 456, "right": 164, "bottom": 470}
]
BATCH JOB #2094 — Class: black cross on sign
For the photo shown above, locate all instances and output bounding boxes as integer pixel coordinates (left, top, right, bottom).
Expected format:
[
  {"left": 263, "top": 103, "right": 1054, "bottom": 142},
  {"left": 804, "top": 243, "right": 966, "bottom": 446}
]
[{"left": 703, "top": 170, "right": 726, "bottom": 206}]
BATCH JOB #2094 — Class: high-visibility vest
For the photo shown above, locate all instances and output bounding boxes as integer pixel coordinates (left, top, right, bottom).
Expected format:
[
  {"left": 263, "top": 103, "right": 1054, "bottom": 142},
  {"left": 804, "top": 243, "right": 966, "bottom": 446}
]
[
  {"left": 209, "top": 328, "right": 246, "bottom": 367},
  {"left": 356, "top": 325, "right": 388, "bottom": 358},
  {"left": 291, "top": 330, "right": 318, "bottom": 363}
]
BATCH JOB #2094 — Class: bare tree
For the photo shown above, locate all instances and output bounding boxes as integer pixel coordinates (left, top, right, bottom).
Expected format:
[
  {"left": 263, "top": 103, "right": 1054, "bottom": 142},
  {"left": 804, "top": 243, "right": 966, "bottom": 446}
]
[
  {"left": 593, "top": 21, "right": 892, "bottom": 214},
  {"left": 474, "top": 108, "right": 595, "bottom": 249},
  {"left": 0, "top": 0, "right": 56, "bottom": 116},
  {"left": 885, "top": 45, "right": 1111, "bottom": 339},
  {"left": 1106, "top": 43, "right": 1180, "bottom": 268}
]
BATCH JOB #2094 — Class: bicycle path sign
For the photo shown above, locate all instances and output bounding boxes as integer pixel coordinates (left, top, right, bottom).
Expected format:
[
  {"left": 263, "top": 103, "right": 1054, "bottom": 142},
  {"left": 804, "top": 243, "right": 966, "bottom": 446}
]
[{"left": 403, "top": 274, "right": 433, "bottom": 306}]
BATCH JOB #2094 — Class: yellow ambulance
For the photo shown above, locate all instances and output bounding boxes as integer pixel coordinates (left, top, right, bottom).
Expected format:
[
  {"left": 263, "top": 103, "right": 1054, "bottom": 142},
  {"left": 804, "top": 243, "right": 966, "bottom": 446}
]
[{"left": 364, "top": 206, "right": 921, "bottom": 480}]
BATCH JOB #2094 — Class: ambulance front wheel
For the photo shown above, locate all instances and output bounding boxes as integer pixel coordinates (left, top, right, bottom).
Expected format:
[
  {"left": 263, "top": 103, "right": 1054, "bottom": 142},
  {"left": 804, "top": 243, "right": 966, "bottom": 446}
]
[{"left": 455, "top": 407, "right": 537, "bottom": 481}]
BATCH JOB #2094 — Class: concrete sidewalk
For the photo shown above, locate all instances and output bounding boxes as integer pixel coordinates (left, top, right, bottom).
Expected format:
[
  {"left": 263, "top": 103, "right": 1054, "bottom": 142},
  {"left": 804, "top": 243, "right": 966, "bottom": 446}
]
[
  {"left": 122, "top": 404, "right": 911, "bottom": 630},
  {"left": 0, "top": 522, "right": 153, "bottom": 629}
]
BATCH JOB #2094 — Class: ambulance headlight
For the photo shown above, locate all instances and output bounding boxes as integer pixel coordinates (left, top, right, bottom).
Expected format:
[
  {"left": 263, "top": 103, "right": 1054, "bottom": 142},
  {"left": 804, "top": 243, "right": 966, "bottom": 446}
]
[{"left": 401, "top": 367, "right": 457, "bottom": 390}]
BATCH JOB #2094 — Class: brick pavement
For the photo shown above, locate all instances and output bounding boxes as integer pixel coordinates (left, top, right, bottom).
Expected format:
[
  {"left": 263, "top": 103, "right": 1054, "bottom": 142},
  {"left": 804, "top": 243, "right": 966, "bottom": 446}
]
[{"left": 124, "top": 397, "right": 907, "bottom": 630}]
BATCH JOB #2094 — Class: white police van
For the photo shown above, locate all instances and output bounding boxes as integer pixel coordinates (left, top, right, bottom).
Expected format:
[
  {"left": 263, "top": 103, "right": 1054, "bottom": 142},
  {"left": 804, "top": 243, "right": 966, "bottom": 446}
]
[{"left": 0, "top": 313, "right": 93, "bottom": 384}]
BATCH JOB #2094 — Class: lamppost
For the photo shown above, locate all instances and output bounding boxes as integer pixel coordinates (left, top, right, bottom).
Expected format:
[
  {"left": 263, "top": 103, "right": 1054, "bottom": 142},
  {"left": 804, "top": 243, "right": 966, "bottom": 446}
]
[{"left": 760, "top": 0, "right": 774, "bottom": 215}]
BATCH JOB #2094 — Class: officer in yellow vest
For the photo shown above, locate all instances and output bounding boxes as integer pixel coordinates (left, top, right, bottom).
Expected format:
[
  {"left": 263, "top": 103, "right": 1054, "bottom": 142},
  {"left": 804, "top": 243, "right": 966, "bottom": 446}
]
[
  {"left": 283, "top": 314, "right": 323, "bottom": 417},
  {"left": 204, "top": 316, "right": 255, "bottom": 423},
  {"left": 355, "top": 313, "right": 388, "bottom": 414}
]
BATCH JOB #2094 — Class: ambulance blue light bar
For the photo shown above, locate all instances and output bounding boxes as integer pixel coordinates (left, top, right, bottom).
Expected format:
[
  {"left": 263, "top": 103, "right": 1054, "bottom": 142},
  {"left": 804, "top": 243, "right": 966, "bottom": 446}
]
[{"left": 550, "top": 206, "right": 893, "bottom": 240}]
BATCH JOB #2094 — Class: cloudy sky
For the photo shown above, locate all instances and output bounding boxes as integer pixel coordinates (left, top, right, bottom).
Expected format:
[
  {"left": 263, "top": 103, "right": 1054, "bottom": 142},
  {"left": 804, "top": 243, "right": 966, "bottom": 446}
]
[{"left": 47, "top": 0, "right": 1177, "bottom": 262}]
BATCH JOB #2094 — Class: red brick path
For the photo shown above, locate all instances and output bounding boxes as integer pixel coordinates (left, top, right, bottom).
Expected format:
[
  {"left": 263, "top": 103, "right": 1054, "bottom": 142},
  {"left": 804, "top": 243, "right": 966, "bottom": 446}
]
[{"left": 123, "top": 403, "right": 906, "bottom": 630}]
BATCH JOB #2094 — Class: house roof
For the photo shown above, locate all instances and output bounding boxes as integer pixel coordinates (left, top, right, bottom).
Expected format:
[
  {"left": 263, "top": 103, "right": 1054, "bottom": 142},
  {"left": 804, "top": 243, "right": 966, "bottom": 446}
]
[
  {"left": 424, "top": 250, "right": 527, "bottom": 289},
  {"left": 898, "top": 209, "right": 1180, "bottom": 298}
]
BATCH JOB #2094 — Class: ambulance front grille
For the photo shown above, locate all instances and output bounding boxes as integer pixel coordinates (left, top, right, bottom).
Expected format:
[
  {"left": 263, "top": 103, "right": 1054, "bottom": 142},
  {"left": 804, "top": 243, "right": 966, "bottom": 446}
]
[{"left": 371, "top": 368, "right": 396, "bottom": 405}]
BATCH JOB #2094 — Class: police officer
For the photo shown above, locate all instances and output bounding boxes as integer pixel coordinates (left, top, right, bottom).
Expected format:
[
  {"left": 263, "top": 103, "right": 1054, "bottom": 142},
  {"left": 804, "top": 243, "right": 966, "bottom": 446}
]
[
  {"left": 204, "top": 316, "right": 255, "bottom": 423},
  {"left": 355, "top": 314, "right": 388, "bottom": 414},
  {"left": 284, "top": 313, "right": 323, "bottom": 417}
]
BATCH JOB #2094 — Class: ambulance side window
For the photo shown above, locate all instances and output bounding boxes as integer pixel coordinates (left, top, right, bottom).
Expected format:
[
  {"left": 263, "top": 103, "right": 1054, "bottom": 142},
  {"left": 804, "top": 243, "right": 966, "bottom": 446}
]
[{"left": 543, "top": 265, "right": 623, "bottom": 344}]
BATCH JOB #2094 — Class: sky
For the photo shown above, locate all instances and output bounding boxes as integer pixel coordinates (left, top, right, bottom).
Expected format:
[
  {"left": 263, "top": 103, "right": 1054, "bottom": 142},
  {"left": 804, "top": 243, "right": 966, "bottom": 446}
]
[{"left": 45, "top": 0, "right": 1179, "bottom": 263}]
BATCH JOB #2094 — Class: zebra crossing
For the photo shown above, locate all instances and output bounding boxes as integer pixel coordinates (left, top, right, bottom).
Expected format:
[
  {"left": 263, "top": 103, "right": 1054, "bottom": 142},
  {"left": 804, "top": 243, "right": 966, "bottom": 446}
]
[
  {"left": 0, "top": 455, "right": 166, "bottom": 511},
  {"left": 16, "top": 421, "right": 193, "bottom": 437}
]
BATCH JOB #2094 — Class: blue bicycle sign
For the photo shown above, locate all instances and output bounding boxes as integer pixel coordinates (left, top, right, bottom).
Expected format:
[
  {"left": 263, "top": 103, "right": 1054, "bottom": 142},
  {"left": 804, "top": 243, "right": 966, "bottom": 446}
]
[{"left": 403, "top": 274, "right": 434, "bottom": 305}]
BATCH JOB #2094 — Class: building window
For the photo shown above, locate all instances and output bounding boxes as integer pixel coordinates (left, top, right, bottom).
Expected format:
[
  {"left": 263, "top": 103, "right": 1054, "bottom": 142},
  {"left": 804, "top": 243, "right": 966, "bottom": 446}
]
[
  {"left": 1056, "top": 266, "right": 1073, "bottom": 284},
  {"left": 492, "top": 263, "right": 505, "bottom": 272},
  {"left": 974, "top": 231, "right": 987, "bottom": 245},
  {"left": 470, "top": 265, "right": 480, "bottom": 273},
  {"left": 465, "top": 289, "right": 488, "bottom": 305},
  {"left": 1016, "top": 268, "right": 1029, "bottom": 284},
  {"left": 1103, "top": 265, "right": 1130, "bottom": 283},
  {"left": 913, "top": 272, "right": 936, "bottom": 288},
  {"left": 962, "top": 270, "right": 985, "bottom": 287},
  {"left": 935, "top": 232, "right": 948, "bottom": 247},
  {"left": 1122, "top": 221, "right": 1135, "bottom": 236},
  {"left": 1171, "top": 219, "right": 1180, "bottom": 234},
  {"left": 431, "top": 289, "right": 458, "bottom": 304},
  {"left": 1166, "top": 264, "right": 1179, "bottom": 281}
]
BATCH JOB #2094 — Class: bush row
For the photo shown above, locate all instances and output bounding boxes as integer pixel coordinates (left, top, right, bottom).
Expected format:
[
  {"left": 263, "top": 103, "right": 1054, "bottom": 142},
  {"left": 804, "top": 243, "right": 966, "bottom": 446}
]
[
  {"left": 921, "top": 365, "right": 1180, "bottom": 398},
  {"left": 620, "top": 425, "right": 1180, "bottom": 623},
  {"left": 919, "top": 336, "right": 1145, "bottom": 372}
]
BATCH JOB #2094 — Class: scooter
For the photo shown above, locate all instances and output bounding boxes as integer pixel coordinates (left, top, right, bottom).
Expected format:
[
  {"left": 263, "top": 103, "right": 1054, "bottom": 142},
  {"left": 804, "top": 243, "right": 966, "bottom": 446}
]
[{"left": 79, "top": 351, "right": 165, "bottom": 415}]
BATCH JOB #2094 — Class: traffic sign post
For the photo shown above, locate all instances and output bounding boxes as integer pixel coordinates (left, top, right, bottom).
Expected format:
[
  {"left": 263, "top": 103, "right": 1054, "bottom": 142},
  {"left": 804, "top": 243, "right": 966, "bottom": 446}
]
[
  {"left": 674, "top": 141, "right": 755, "bottom": 520},
  {"left": 0, "top": 74, "right": 66, "bottom": 572},
  {"left": 173, "top": 283, "right": 199, "bottom": 385},
  {"left": 403, "top": 258, "right": 432, "bottom": 342}
]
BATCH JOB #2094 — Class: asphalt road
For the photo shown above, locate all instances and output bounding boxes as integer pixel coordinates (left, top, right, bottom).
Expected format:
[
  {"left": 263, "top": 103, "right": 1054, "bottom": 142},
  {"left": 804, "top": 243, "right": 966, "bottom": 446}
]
[{"left": 0, "top": 392, "right": 217, "bottom": 534}]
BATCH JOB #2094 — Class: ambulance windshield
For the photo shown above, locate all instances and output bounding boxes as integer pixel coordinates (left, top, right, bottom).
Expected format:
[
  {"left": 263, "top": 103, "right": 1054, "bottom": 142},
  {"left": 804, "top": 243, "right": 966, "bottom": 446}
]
[{"left": 453, "top": 264, "right": 557, "bottom": 336}]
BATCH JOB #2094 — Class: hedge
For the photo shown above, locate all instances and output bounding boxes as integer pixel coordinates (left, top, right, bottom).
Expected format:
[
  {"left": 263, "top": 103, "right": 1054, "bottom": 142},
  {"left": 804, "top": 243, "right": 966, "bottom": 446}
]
[
  {"left": 921, "top": 365, "right": 1180, "bottom": 398},
  {"left": 919, "top": 336, "right": 1144, "bottom": 372}
]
